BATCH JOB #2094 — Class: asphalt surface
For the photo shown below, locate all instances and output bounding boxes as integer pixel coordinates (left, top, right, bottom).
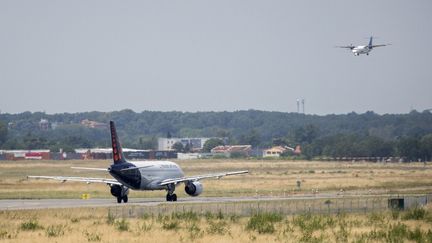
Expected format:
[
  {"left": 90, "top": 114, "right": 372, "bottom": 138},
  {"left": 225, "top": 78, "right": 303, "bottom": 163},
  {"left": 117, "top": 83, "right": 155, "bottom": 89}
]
[{"left": 0, "top": 193, "right": 379, "bottom": 210}]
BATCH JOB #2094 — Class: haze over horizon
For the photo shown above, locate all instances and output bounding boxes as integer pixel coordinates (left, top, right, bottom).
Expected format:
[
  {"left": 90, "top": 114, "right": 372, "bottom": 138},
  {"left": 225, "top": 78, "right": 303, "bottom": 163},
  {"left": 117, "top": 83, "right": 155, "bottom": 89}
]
[{"left": 1, "top": 1, "right": 431, "bottom": 115}]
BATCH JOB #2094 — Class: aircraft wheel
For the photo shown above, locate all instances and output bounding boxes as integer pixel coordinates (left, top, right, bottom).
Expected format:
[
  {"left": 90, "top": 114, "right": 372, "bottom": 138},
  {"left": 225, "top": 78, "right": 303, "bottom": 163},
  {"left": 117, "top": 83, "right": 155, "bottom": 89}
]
[
  {"left": 172, "top": 194, "right": 177, "bottom": 202},
  {"left": 117, "top": 197, "right": 122, "bottom": 203},
  {"left": 166, "top": 194, "right": 172, "bottom": 201},
  {"left": 123, "top": 195, "right": 128, "bottom": 203}
]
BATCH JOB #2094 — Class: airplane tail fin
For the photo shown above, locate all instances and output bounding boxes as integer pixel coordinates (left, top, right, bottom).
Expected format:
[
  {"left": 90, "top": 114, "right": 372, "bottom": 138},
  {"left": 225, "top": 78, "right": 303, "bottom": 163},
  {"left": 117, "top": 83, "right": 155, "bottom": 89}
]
[
  {"left": 368, "top": 36, "right": 373, "bottom": 48},
  {"left": 110, "top": 121, "right": 126, "bottom": 164}
]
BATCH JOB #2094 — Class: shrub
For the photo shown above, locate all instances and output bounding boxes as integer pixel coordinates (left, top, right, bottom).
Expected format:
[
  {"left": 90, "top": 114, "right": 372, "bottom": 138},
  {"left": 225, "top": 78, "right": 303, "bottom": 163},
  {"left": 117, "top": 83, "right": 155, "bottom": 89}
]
[
  {"left": 46, "top": 224, "right": 66, "bottom": 237},
  {"left": 188, "top": 222, "right": 203, "bottom": 239},
  {"left": 204, "top": 211, "right": 214, "bottom": 221},
  {"left": 0, "top": 230, "right": 17, "bottom": 239},
  {"left": 139, "top": 221, "right": 153, "bottom": 232},
  {"left": 106, "top": 211, "right": 115, "bottom": 225},
  {"left": 162, "top": 220, "right": 179, "bottom": 231},
  {"left": 386, "top": 223, "right": 408, "bottom": 242},
  {"left": 84, "top": 231, "right": 102, "bottom": 242},
  {"left": 408, "top": 227, "right": 423, "bottom": 242},
  {"left": 171, "top": 211, "right": 198, "bottom": 221},
  {"left": 293, "top": 213, "right": 327, "bottom": 232},
  {"left": 391, "top": 210, "right": 400, "bottom": 220},
  {"left": 367, "top": 212, "right": 387, "bottom": 226},
  {"left": 246, "top": 212, "right": 282, "bottom": 234},
  {"left": 402, "top": 207, "right": 427, "bottom": 220},
  {"left": 20, "top": 219, "right": 43, "bottom": 231},
  {"left": 70, "top": 217, "right": 80, "bottom": 223},
  {"left": 207, "top": 220, "right": 227, "bottom": 235},
  {"left": 114, "top": 219, "right": 129, "bottom": 232},
  {"left": 216, "top": 210, "right": 224, "bottom": 220},
  {"left": 229, "top": 214, "right": 240, "bottom": 223}
]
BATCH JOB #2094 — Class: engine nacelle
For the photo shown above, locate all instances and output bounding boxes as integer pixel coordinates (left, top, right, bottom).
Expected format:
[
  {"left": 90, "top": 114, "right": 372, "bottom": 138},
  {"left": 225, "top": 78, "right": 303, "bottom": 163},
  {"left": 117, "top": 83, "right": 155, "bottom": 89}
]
[
  {"left": 185, "top": 181, "right": 203, "bottom": 197},
  {"left": 110, "top": 184, "right": 129, "bottom": 197}
]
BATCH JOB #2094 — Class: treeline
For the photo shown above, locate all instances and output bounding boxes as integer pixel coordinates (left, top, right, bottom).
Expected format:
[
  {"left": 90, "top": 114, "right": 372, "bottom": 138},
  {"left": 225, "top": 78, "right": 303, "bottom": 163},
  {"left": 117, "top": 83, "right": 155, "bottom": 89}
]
[{"left": 0, "top": 109, "right": 431, "bottom": 160}]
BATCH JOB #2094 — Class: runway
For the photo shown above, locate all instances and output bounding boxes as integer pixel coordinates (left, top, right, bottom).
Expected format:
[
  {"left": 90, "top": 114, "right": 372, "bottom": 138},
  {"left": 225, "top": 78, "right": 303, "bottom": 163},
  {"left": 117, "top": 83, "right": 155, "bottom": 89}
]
[{"left": 0, "top": 193, "right": 352, "bottom": 210}]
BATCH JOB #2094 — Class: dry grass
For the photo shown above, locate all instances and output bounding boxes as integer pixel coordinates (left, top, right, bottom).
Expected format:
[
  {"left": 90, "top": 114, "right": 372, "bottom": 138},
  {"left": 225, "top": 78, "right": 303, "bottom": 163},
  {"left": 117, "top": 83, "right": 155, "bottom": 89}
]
[
  {"left": 0, "top": 205, "right": 432, "bottom": 242},
  {"left": 0, "top": 159, "right": 432, "bottom": 199}
]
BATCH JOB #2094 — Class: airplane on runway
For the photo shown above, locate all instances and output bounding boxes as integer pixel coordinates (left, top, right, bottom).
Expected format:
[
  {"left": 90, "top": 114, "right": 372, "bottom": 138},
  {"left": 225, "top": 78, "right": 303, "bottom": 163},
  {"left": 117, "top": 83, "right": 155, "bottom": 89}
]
[
  {"left": 337, "top": 36, "right": 390, "bottom": 56},
  {"left": 28, "top": 121, "right": 248, "bottom": 203}
]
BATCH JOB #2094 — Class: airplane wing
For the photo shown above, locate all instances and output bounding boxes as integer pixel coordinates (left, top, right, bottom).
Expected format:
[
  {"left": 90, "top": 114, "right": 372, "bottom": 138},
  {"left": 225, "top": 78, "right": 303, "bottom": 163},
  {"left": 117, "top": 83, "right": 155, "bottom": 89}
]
[
  {"left": 71, "top": 167, "right": 109, "bottom": 171},
  {"left": 27, "top": 175, "right": 122, "bottom": 185},
  {"left": 336, "top": 45, "right": 354, "bottom": 49},
  {"left": 371, "top": 44, "right": 390, "bottom": 48},
  {"left": 159, "top": 170, "right": 248, "bottom": 186}
]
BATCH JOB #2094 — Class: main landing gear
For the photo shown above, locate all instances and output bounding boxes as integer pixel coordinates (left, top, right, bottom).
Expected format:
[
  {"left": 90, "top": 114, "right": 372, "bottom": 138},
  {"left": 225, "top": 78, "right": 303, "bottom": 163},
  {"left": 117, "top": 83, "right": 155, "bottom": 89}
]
[
  {"left": 166, "top": 183, "right": 177, "bottom": 202},
  {"left": 117, "top": 195, "right": 128, "bottom": 203}
]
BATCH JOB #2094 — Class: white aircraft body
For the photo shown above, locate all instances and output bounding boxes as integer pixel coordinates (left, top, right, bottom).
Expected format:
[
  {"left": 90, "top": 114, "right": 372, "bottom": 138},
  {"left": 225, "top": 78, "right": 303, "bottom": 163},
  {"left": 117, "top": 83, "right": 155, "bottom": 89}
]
[
  {"left": 29, "top": 121, "right": 248, "bottom": 203},
  {"left": 337, "top": 37, "right": 390, "bottom": 56}
]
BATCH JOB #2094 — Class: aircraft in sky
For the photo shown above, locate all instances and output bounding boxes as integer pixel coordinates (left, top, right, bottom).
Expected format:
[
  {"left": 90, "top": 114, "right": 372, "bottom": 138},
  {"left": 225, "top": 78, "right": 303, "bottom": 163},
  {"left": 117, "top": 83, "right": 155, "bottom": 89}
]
[
  {"left": 337, "top": 37, "right": 390, "bottom": 56},
  {"left": 29, "top": 121, "right": 248, "bottom": 203}
]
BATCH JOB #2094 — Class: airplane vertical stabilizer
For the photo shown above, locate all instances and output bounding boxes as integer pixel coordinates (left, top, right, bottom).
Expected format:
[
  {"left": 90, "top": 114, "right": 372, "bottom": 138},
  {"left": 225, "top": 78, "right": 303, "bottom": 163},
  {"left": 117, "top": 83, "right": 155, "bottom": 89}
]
[
  {"left": 110, "top": 121, "right": 126, "bottom": 164},
  {"left": 368, "top": 36, "right": 373, "bottom": 48}
]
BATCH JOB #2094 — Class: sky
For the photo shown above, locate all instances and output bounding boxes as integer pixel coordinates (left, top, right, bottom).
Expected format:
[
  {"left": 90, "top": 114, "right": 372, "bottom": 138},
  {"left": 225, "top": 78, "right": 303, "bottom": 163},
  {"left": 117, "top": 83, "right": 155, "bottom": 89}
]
[{"left": 0, "top": 0, "right": 431, "bottom": 115}]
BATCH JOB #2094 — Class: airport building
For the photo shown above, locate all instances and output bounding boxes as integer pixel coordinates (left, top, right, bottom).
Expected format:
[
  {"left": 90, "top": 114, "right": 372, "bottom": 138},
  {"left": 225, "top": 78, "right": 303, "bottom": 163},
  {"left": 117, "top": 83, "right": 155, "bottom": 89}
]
[
  {"left": 158, "top": 137, "right": 226, "bottom": 151},
  {"left": 211, "top": 145, "right": 252, "bottom": 157}
]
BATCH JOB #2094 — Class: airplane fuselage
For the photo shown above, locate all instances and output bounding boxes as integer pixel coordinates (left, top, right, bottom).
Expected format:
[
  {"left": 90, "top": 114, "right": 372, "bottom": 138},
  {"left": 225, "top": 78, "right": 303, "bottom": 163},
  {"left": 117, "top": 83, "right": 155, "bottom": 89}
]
[
  {"left": 109, "top": 160, "right": 184, "bottom": 190},
  {"left": 352, "top": 45, "right": 371, "bottom": 55}
]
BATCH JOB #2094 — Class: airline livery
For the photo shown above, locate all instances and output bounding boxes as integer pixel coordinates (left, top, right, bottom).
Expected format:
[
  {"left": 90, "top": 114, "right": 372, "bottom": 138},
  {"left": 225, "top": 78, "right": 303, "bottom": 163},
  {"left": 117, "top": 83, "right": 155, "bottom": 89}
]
[{"left": 29, "top": 121, "right": 248, "bottom": 203}]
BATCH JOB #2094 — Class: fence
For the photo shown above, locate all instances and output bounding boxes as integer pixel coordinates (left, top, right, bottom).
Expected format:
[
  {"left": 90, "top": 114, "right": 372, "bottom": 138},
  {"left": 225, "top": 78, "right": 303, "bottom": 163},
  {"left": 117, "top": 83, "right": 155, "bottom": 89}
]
[
  {"left": 111, "top": 195, "right": 408, "bottom": 218},
  {"left": 109, "top": 194, "right": 431, "bottom": 219}
]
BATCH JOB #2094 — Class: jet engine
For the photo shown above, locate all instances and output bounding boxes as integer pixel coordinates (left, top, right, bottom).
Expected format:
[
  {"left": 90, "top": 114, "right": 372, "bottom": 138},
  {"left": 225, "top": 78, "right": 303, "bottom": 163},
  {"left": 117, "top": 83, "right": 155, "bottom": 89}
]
[
  {"left": 185, "top": 181, "right": 203, "bottom": 196},
  {"left": 110, "top": 184, "right": 129, "bottom": 198}
]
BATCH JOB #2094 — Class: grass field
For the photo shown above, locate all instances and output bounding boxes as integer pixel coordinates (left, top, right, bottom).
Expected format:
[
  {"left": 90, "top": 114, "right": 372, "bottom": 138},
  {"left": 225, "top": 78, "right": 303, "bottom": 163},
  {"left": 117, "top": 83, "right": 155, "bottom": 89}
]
[
  {"left": 0, "top": 159, "right": 431, "bottom": 199},
  {"left": 1, "top": 205, "right": 432, "bottom": 242},
  {"left": 1, "top": 159, "right": 432, "bottom": 242}
]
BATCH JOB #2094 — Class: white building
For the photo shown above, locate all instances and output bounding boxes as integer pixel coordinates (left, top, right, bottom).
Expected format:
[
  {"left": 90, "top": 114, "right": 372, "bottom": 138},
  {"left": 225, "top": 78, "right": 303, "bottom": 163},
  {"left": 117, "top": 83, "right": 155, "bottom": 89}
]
[
  {"left": 158, "top": 137, "right": 208, "bottom": 151},
  {"left": 158, "top": 137, "right": 212, "bottom": 151}
]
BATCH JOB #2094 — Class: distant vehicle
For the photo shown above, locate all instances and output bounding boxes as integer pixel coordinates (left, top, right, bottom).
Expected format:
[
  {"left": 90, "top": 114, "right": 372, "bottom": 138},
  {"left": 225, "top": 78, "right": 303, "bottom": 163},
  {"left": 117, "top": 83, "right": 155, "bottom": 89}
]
[
  {"left": 29, "top": 121, "right": 248, "bottom": 203},
  {"left": 337, "top": 37, "right": 390, "bottom": 56}
]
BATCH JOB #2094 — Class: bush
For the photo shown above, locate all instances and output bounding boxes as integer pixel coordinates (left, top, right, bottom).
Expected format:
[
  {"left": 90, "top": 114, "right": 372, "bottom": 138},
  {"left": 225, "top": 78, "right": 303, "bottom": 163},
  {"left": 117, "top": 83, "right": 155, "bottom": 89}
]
[
  {"left": 386, "top": 223, "right": 408, "bottom": 242},
  {"left": 45, "top": 224, "right": 66, "bottom": 237},
  {"left": 162, "top": 220, "right": 179, "bottom": 231},
  {"left": 368, "top": 212, "right": 386, "bottom": 225},
  {"left": 408, "top": 227, "right": 423, "bottom": 242},
  {"left": 20, "top": 219, "right": 43, "bottom": 231},
  {"left": 188, "top": 222, "right": 203, "bottom": 239},
  {"left": 207, "top": 220, "right": 227, "bottom": 235},
  {"left": 391, "top": 210, "right": 400, "bottom": 220},
  {"left": 246, "top": 212, "right": 282, "bottom": 234},
  {"left": 402, "top": 207, "right": 427, "bottom": 220},
  {"left": 139, "top": 221, "right": 153, "bottom": 232},
  {"left": 0, "top": 230, "right": 17, "bottom": 239},
  {"left": 114, "top": 219, "right": 129, "bottom": 232},
  {"left": 84, "top": 231, "right": 102, "bottom": 242},
  {"left": 106, "top": 211, "right": 115, "bottom": 225},
  {"left": 171, "top": 211, "right": 198, "bottom": 221},
  {"left": 293, "top": 213, "right": 327, "bottom": 232}
]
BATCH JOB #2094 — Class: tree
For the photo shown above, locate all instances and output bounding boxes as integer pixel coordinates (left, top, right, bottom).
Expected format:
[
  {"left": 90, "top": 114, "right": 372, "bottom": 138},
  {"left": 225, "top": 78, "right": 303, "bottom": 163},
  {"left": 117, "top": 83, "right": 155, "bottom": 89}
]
[
  {"left": 420, "top": 134, "right": 432, "bottom": 161},
  {"left": 294, "top": 124, "right": 319, "bottom": 144},
  {"left": 138, "top": 136, "right": 157, "bottom": 150},
  {"left": 171, "top": 142, "right": 184, "bottom": 152},
  {"left": 397, "top": 137, "right": 422, "bottom": 161},
  {"left": 183, "top": 142, "right": 191, "bottom": 153},
  {"left": 202, "top": 138, "right": 225, "bottom": 152},
  {"left": 0, "top": 121, "right": 7, "bottom": 147},
  {"left": 239, "top": 129, "right": 261, "bottom": 148}
]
